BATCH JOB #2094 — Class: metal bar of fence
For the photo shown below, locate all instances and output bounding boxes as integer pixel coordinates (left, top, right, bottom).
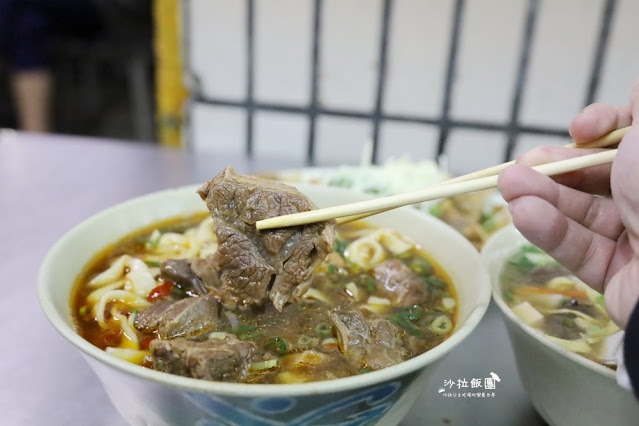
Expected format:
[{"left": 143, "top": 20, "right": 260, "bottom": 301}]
[
  {"left": 246, "top": 0, "right": 255, "bottom": 157},
  {"left": 182, "top": 0, "right": 609, "bottom": 164},
  {"left": 504, "top": 0, "right": 539, "bottom": 162},
  {"left": 195, "top": 95, "right": 569, "bottom": 139},
  {"left": 437, "top": 0, "right": 465, "bottom": 157},
  {"left": 371, "top": 0, "right": 393, "bottom": 164},
  {"left": 584, "top": 0, "right": 617, "bottom": 106},
  {"left": 307, "top": 0, "right": 322, "bottom": 166}
]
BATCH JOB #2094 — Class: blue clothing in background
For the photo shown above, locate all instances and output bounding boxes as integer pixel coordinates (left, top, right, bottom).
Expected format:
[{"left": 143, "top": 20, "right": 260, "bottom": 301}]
[{"left": 0, "top": 0, "right": 102, "bottom": 71}]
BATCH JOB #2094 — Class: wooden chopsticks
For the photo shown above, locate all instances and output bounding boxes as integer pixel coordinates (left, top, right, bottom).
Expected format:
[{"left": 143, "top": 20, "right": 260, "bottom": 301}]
[
  {"left": 331, "top": 125, "right": 629, "bottom": 225},
  {"left": 255, "top": 126, "right": 628, "bottom": 231}
]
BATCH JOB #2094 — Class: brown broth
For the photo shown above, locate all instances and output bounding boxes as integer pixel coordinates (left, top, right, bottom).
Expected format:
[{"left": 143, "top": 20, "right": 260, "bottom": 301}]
[{"left": 71, "top": 215, "right": 457, "bottom": 383}]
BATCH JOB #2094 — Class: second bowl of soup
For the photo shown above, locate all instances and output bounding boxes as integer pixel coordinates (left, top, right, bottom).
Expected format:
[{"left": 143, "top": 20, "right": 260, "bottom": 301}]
[
  {"left": 39, "top": 182, "right": 491, "bottom": 425},
  {"left": 482, "top": 224, "right": 639, "bottom": 426}
]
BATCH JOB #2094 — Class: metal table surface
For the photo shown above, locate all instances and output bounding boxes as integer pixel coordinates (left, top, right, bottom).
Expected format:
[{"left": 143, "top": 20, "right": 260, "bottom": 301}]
[{"left": 0, "top": 131, "right": 546, "bottom": 426}]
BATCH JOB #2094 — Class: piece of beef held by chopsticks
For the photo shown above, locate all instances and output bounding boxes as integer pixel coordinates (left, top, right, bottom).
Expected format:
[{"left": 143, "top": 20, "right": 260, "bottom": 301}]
[{"left": 197, "top": 166, "right": 334, "bottom": 311}]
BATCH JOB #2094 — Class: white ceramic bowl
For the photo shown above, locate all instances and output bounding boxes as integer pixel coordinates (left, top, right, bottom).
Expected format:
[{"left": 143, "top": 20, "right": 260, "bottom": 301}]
[
  {"left": 482, "top": 225, "right": 639, "bottom": 426},
  {"left": 39, "top": 184, "right": 491, "bottom": 426}
]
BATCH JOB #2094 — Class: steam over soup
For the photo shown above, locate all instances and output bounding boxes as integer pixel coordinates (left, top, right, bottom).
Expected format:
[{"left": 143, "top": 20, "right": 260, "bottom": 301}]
[
  {"left": 500, "top": 244, "right": 622, "bottom": 368},
  {"left": 72, "top": 215, "right": 457, "bottom": 384}
]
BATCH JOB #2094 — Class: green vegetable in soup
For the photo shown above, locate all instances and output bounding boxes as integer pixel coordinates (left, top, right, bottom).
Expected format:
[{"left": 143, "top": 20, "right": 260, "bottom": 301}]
[
  {"left": 315, "top": 322, "right": 333, "bottom": 337},
  {"left": 263, "top": 337, "right": 288, "bottom": 356},
  {"left": 500, "top": 244, "right": 619, "bottom": 368},
  {"left": 429, "top": 315, "right": 453, "bottom": 335},
  {"left": 429, "top": 204, "right": 444, "bottom": 218},
  {"left": 234, "top": 324, "right": 263, "bottom": 341},
  {"left": 407, "top": 257, "right": 433, "bottom": 275},
  {"left": 334, "top": 239, "right": 349, "bottom": 257},
  {"left": 389, "top": 313, "right": 424, "bottom": 338}
]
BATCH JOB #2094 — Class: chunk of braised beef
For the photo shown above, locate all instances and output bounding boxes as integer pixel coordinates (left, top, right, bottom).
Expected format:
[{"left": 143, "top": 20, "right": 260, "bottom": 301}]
[
  {"left": 150, "top": 335, "right": 258, "bottom": 382},
  {"left": 134, "top": 293, "right": 219, "bottom": 339},
  {"left": 544, "top": 314, "right": 582, "bottom": 340},
  {"left": 328, "top": 305, "right": 408, "bottom": 370},
  {"left": 197, "top": 166, "right": 334, "bottom": 311},
  {"left": 134, "top": 299, "right": 174, "bottom": 333},
  {"left": 160, "top": 259, "right": 208, "bottom": 296},
  {"left": 190, "top": 256, "right": 221, "bottom": 290},
  {"left": 372, "top": 259, "right": 428, "bottom": 306}
]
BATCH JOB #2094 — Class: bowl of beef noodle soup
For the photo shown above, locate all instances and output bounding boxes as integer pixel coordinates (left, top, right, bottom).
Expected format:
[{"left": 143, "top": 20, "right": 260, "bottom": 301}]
[
  {"left": 39, "top": 168, "right": 491, "bottom": 426},
  {"left": 482, "top": 225, "right": 639, "bottom": 426}
]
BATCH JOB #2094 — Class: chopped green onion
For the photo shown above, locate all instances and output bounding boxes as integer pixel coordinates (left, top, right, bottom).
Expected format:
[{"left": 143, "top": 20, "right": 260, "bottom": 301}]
[
  {"left": 321, "top": 337, "right": 339, "bottom": 349},
  {"left": 297, "top": 335, "right": 313, "bottom": 347},
  {"left": 361, "top": 276, "right": 376, "bottom": 294},
  {"left": 508, "top": 244, "right": 552, "bottom": 271},
  {"left": 480, "top": 212, "right": 497, "bottom": 232},
  {"left": 328, "top": 265, "right": 337, "bottom": 274},
  {"left": 209, "top": 332, "right": 230, "bottom": 340},
  {"left": 233, "top": 324, "right": 263, "bottom": 341},
  {"left": 170, "top": 286, "right": 187, "bottom": 299},
  {"left": 144, "top": 260, "right": 161, "bottom": 267},
  {"left": 145, "top": 230, "right": 161, "bottom": 250},
  {"left": 430, "top": 315, "right": 453, "bottom": 335},
  {"left": 408, "top": 257, "right": 433, "bottom": 275},
  {"left": 334, "top": 239, "right": 349, "bottom": 257},
  {"left": 441, "top": 298, "right": 456, "bottom": 311},
  {"left": 315, "top": 322, "right": 333, "bottom": 336},
  {"left": 429, "top": 204, "right": 444, "bottom": 218},
  {"left": 328, "top": 176, "right": 353, "bottom": 189},
  {"left": 400, "top": 305, "right": 423, "bottom": 321},
  {"left": 425, "top": 276, "right": 447, "bottom": 289},
  {"left": 263, "top": 337, "right": 288, "bottom": 356},
  {"left": 358, "top": 368, "right": 371, "bottom": 374},
  {"left": 503, "top": 290, "right": 514, "bottom": 304},
  {"left": 389, "top": 314, "right": 424, "bottom": 337},
  {"left": 249, "top": 359, "right": 278, "bottom": 372}
]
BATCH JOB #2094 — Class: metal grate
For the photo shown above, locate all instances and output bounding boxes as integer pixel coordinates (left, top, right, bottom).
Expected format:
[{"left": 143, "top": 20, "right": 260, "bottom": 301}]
[{"left": 183, "top": 0, "right": 618, "bottom": 165}]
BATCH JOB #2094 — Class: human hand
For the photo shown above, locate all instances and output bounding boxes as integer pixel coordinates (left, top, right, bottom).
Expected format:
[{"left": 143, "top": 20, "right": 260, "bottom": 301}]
[{"left": 498, "top": 83, "right": 639, "bottom": 329}]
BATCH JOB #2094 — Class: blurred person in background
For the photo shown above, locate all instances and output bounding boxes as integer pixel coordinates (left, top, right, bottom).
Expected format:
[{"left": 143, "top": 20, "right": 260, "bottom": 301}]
[{"left": 0, "top": 0, "right": 102, "bottom": 132}]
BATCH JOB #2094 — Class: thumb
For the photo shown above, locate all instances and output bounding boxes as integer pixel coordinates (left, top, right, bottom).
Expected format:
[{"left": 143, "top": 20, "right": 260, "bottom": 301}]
[
  {"left": 611, "top": 125, "right": 639, "bottom": 250},
  {"left": 604, "top": 260, "right": 639, "bottom": 328}
]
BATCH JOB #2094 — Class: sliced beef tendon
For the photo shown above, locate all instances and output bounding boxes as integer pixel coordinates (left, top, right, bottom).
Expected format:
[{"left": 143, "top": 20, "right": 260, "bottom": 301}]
[
  {"left": 328, "top": 305, "right": 408, "bottom": 370},
  {"left": 159, "top": 258, "right": 220, "bottom": 296},
  {"left": 372, "top": 259, "right": 428, "bottom": 306},
  {"left": 134, "top": 293, "right": 219, "bottom": 339},
  {"left": 198, "top": 166, "right": 335, "bottom": 311},
  {"left": 150, "top": 335, "right": 258, "bottom": 382}
]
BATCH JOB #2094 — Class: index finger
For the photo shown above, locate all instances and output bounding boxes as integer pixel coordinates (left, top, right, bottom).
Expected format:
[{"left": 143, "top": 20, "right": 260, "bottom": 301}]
[
  {"left": 569, "top": 103, "right": 631, "bottom": 144},
  {"left": 516, "top": 146, "right": 612, "bottom": 195}
]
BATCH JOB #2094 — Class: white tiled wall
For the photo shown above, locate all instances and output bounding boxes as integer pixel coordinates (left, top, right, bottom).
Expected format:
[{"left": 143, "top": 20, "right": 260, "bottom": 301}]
[
  {"left": 189, "top": 0, "right": 246, "bottom": 100},
  {"left": 383, "top": 0, "right": 453, "bottom": 118},
  {"left": 254, "top": 0, "right": 313, "bottom": 105},
  {"left": 450, "top": 0, "right": 527, "bottom": 124},
  {"left": 187, "top": 0, "right": 639, "bottom": 172},
  {"left": 253, "top": 111, "right": 309, "bottom": 163},
  {"left": 597, "top": 0, "right": 639, "bottom": 105},
  {"left": 519, "top": 0, "right": 604, "bottom": 128},
  {"left": 190, "top": 103, "right": 246, "bottom": 155},
  {"left": 446, "top": 129, "right": 507, "bottom": 175},
  {"left": 378, "top": 121, "right": 439, "bottom": 162},
  {"left": 319, "top": 0, "right": 382, "bottom": 112},
  {"left": 315, "top": 116, "right": 372, "bottom": 166}
]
